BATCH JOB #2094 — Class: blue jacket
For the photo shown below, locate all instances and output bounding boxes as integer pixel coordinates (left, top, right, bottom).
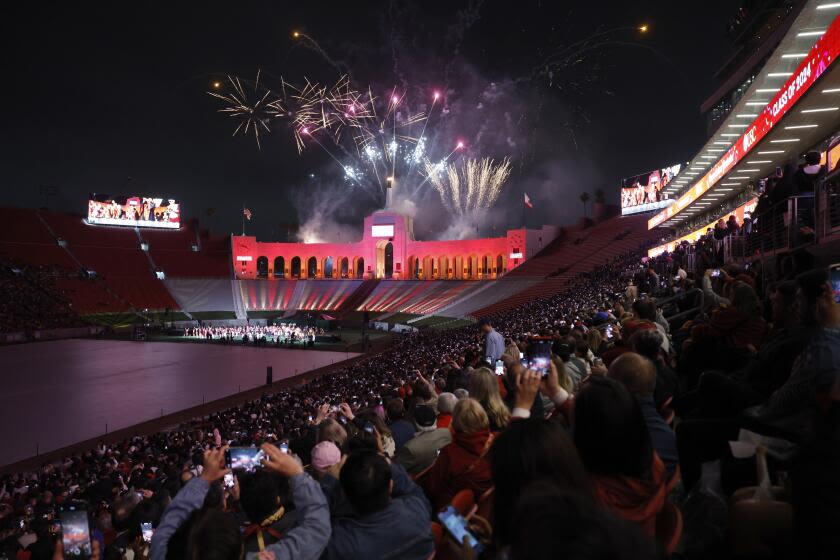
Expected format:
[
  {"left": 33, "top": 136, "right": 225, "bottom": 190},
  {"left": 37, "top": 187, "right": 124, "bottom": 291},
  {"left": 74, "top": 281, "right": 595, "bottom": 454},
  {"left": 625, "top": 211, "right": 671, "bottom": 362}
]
[
  {"left": 323, "top": 463, "right": 434, "bottom": 560},
  {"left": 150, "top": 473, "right": 330, "bottom": 560}
]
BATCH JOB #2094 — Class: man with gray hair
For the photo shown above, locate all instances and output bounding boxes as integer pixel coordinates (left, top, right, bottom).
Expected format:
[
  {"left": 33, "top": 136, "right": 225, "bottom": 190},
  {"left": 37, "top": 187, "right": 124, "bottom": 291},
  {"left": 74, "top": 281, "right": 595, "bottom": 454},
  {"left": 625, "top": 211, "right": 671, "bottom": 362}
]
[
  {"left": 395, "top": 405, "right": 452, "bottom": 475},
  {"left": 436, "top": 392, "right": 457, "bottom": 428}
]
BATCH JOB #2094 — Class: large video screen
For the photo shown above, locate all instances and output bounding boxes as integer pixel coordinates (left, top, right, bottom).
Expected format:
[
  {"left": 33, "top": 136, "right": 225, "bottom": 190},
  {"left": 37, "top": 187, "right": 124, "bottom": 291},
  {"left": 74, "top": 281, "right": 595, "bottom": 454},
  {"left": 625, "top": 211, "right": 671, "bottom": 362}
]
[
  {"left": 620, "top": 163, "right": 682, "bottom": 215},
  {"left": 87, "top": 196, "right": 180, "bottom": 229}
]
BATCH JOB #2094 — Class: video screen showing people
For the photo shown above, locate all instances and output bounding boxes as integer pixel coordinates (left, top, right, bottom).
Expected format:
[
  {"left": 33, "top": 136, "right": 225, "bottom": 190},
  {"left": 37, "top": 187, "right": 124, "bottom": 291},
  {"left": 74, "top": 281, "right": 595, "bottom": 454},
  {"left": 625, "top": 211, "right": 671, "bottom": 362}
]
[
  {"left": 228, "top": 447, "right": 266, "bottom": 472},
  {"left": 87, "top": 196, "right": 180, "bottom": 229},
  {"left": 620, "top": 163, "right": 681, "bottom": 214}
]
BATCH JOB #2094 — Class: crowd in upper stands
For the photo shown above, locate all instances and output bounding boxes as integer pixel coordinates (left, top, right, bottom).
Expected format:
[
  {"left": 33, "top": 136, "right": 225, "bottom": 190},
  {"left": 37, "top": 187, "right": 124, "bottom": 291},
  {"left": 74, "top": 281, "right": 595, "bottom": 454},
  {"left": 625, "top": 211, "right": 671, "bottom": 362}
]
[
  {"left": 0, "top": 259, "right": 83, "bottom": 334},
  {"left": 1, "top": 227, "right": 839, "bottom": 559}
]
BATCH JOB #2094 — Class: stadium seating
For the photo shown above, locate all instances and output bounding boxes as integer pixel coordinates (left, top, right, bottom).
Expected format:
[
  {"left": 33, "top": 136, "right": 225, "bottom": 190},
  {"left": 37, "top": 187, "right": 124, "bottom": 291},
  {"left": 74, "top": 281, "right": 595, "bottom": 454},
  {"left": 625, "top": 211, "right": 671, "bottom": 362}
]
[{"left": 238, "top": 279, "right": 364, "bottom": 311}]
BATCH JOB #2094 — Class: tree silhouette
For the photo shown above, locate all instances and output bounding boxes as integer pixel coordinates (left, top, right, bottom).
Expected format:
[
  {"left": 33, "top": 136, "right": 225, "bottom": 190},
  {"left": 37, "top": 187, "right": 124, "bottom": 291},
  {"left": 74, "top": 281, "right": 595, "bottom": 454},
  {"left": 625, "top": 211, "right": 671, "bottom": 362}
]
[
  {"left": 594, "top": 189, "right": 605, "bottom": 204},
  {"left": 580, "top": 192, "right": 591, "bottom": 217}
]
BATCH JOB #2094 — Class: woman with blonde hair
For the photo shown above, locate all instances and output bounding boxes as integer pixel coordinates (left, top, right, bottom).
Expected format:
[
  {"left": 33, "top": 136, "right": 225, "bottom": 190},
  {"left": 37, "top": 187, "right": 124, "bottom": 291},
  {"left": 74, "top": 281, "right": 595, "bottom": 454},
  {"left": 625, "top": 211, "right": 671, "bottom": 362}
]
[
  {"left": 587, "top": 328, "right": 604, "bottom": 357},
  {"left": 423, "top": 398, "right": 495, "bottom": 509},
  {"left": 468, "top": 367, "right": 510, "bottom": 431}
]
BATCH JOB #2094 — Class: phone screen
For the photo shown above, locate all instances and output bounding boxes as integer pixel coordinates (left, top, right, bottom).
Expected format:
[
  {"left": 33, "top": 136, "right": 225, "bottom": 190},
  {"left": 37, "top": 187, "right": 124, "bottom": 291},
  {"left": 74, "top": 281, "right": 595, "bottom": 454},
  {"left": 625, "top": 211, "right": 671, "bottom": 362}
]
[
  {"left": 60, "top": 507, "right": 92, "bottom": 558},
  {"left": 141, "top": 522, "right": 153, "bottom": 543},
  {"left": 279, "top": 442, "right": 290, "bottom": 454},
  {"left": 437, "top": 506, "right": 483, "bottom": 553},
  {"left": 525, "top": 340, "right": 552, "bottom": 378},
  {"left": 494, "top": 360, "right": 505, "bottom": 376},
  {"left": 363, "top": 422, "right": 375, "bottom": 434},
  {"left": 225, "top": 447, "right": 266, "bottom": 472},
  {"left": 711, "top": 269, "right": 721, "bottom": 278},
  {"left": 830, "top": 263, "right": 840, "bottom": 303},
  {"left": 223, "top": 473, "right": 235, "bottom": 488}
]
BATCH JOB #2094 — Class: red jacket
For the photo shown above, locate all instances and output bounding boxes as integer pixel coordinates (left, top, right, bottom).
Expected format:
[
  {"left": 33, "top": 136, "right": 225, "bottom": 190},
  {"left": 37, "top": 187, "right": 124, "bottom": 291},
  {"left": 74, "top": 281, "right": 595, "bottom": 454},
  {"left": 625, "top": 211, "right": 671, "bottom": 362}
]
[
  {"left": 437, "top": 414, "right": 452, "bottom": 429},
  {"left": 693, "top": 307, "right": 766, "bottom": 351},
  {"left": 423, "top": 430, "right": 494, "bottom": 511},
  {"left": 589, "top": 453, "right": 667, "bottom": 539}
]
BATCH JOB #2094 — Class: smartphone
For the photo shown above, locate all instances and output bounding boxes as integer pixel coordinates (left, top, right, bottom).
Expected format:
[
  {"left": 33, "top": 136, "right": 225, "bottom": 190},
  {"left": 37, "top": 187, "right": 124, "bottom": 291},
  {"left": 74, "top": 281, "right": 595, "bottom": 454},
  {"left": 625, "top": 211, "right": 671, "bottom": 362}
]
[
  {"left": 437, "top": 506, "right": 483, "bottom": 554},
  {"left": 494, "top": 359, "right": 505, "bottom": 376},
  {"left": 711, "top": 269, "right": 721, "bottom": 278},
  {"left": 363, "top": 421, "right": 375, "bottom": 434},
  {"left": 525, "top": 340, "right": 552, "bottom": 378},
  {"left": 225, "top": 447, "right": 266, "bottom": 472},
  {"left": 140, "top": 522, "right": 153, "bottom": 543},
  {"left": 604, "top": 325, "right": 614, "bottom": 339},
  {"left": 223, "top": 473, "right": 235, "bottom": 488},
  {"left": 59, "top": 505, "right": 92, "bottom": 558},
  {"left": 830, "top": 263, "right": 840, "bottom": 303},
  {"left": 279, "top": 442, "right": 290, "bottom": 454}
]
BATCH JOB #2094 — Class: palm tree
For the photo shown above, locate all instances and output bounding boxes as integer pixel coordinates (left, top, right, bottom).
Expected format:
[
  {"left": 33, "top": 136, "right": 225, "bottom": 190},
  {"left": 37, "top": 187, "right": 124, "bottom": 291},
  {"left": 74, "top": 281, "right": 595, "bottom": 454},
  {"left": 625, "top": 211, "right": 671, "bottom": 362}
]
[{"left": 579, "top": 192, "right": 591, "bottom": 217}]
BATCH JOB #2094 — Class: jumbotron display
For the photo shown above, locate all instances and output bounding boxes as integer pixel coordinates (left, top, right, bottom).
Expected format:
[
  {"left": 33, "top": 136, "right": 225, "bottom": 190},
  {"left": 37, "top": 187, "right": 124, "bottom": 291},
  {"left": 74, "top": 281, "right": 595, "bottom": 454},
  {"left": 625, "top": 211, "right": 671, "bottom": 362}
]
[
  {"left": 87, "top": 196, "right": 181, "bottom": 229},
  {"left": 620, "top": 163, "right": 682, "bottom": 215}
]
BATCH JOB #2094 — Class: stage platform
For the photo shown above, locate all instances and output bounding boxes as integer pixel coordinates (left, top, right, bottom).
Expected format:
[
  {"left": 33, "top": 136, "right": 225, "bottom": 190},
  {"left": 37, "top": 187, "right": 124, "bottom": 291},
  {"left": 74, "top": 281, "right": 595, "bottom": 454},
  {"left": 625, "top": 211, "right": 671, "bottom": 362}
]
[{"left": 0, "top": 339, "right": 359, "bottom": 467}]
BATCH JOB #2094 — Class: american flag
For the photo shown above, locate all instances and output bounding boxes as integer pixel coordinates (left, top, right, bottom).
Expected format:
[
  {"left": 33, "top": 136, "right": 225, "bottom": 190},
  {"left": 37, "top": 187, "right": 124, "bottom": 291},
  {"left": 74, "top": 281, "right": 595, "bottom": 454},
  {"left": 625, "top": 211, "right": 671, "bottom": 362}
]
[{"left": 243, "top": 208, "right": 252, "bottom": 221}]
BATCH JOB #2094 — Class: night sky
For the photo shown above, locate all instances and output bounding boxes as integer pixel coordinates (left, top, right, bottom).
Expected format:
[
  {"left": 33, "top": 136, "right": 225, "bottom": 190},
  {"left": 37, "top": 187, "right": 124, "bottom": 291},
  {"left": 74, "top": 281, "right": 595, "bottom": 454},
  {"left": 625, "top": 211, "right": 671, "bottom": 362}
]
[{"left": 1, "top": 1, "right": 736, "bottom": 240}]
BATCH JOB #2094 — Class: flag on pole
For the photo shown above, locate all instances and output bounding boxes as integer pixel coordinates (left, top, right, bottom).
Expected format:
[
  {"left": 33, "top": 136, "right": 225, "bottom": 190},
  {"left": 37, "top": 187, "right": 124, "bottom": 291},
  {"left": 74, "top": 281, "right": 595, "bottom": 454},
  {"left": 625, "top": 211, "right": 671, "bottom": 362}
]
[
  {"left": 243, "top": 208, "right": 253, "bottom": 221},
  {"left": 524, "top": 193, "right": 533, "bottom": 209}
]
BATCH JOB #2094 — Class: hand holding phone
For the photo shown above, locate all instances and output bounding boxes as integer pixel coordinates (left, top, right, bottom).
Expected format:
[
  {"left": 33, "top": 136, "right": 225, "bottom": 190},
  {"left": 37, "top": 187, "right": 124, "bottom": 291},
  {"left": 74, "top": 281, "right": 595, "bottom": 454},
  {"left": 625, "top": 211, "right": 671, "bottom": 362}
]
[
  {"left": 525, "top": 340, "right": 552, "bottom": 378},
  {"left": 140, "top": 522, "right": 153, "bottom": 543},
  {"left": 59, "top": 505, "right": 92, "bottom": 558},
  {"left": 225, "top": 447, "right": 265, "bottom": 473},
  {"left": 437, "top": 506, "right": 483, "bottom": 554}
]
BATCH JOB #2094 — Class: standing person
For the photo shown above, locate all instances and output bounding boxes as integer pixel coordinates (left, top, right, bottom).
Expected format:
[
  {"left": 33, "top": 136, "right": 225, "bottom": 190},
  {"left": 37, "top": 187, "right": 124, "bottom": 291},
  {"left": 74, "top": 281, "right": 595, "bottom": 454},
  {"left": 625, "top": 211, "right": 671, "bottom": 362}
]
[{"left": 479, "top": 318, "right": 505, "bottom": 363}]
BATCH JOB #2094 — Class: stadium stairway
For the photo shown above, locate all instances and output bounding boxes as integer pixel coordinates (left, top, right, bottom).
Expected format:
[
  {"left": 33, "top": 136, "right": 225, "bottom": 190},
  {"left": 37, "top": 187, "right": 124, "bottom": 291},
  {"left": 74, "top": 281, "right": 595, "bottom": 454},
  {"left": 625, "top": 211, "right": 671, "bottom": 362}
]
[{"left": 335, "top": 279, "right": 381, "bottom": 317}]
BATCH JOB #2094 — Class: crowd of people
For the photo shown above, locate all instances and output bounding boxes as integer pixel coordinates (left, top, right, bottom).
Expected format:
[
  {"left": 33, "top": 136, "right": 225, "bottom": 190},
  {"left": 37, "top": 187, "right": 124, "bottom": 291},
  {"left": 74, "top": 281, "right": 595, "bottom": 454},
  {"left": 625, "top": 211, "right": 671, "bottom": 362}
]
[
  {"left": 0, "top": 259, "right": 83, "bottom": 334},
  {"left": 185, "top": 324, "right": 324, "bottom": 346},
  {"left": 1, "top": 236, "right": 838, "bottom": 559}
]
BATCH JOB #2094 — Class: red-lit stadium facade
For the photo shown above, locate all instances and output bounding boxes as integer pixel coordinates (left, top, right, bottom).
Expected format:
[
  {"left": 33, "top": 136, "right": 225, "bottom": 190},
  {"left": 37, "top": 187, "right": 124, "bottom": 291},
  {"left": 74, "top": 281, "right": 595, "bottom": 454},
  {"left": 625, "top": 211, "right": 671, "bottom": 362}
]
[{"left": 232, "top": 211, "right": 560, "bottom": 280}]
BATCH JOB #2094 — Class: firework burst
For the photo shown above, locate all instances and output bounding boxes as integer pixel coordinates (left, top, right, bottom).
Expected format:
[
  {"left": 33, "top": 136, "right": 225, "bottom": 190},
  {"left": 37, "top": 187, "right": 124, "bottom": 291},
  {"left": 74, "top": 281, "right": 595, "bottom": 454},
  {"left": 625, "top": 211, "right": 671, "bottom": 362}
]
[
  {"left": 206, "top": 71, "right": 285, "bottom": 150},
  {"left": 425, "top": 157, "right": 511, "bottom": 217}
]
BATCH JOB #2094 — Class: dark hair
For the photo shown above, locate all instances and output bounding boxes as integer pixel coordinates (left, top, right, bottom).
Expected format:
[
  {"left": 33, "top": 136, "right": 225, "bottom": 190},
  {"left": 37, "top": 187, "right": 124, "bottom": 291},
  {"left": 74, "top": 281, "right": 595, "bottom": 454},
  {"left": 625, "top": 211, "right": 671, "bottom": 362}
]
[
  {"left": 628, "top": 329, "right": 662, "bottom": 362},
  {"left": 510, "top": 480, "right": 654, "bottom": 560},
  {"left": 385, "top": 398, "right": 406, "bottom": 421},
  {"left": 340, "top": 450, "right": 392, "bottom": 515},
  {"left": 238, "top": 471, "right": 280, "bottom": 524},
  {"left": 489, "top": 419, "right": 590, "bottom": 545},
  {"left": 187, "top": 509, "right": 242, "bottom": 560},
  {"left": 797, "top": 268, "right": 831, "bottom": 326},
  {"left": 478, "top": 318, "right": 492, "bottom": 328},
  {"left": 574, "top": 376, "right": 652, "bottom": 479},
  {"left": 632, "top": 299, "right": 657, "bottom": 322}
]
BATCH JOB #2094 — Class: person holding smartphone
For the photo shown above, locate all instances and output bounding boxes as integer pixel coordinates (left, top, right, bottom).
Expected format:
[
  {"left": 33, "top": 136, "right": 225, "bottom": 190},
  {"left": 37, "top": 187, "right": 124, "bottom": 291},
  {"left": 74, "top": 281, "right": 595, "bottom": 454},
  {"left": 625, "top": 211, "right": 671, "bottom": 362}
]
[{"left": 150, "top": 445, "right": 330, "bottom": 560}]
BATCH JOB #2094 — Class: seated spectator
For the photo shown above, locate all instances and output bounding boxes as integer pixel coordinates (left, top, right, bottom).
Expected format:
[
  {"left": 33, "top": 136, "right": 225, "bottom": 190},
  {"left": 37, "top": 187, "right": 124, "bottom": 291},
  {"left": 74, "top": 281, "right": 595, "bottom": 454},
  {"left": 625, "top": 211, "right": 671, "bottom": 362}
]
[
  {"left": 691, "top": 279, "right": 767, "bottom": 353},
  {"left": 395, "top": 405, "right": 452, "bottom": 475},
  {"left": 150, "top": 445, "right": 330, "bottom": 560},
  {"left": 423, "top": 398, "right": 495, "bottom": 510},
  {"left": 468, "top": 367, "right": 510, "bottom": 431},
  {"left": 327, "top": 451, "right": 433, "bottom": 560},
  {"left": 436, "top": 392, "right": 457, "bottom": 428},
  {"left": 574, "top": 376, "right": 666, "bottom": 539},
  {"left": 510, "top": 480, "right": 655, "bottom": 560},
  {"left": 628, "top": 328, "right": 679, "bottom": 407},
  {"left": 632, "top": 299, "right": 670, "bottom": 353},
  {"left": 489, "top": 418, "right": 591, "bottom": 547},
  {"left": 239, "top": 470, "right": 297, "bottom": 553},
  {"left": 608, "top": 352, "right": 679, "bottom": 477},
  {"left": 310, "top": 441, "right": 353, "bottom": 519},
  {"left": 553, "top": 339, "right": 584, "bottom": 389},
  {"left": 385, "top": 398, "right": 415, "bottom": 450}
]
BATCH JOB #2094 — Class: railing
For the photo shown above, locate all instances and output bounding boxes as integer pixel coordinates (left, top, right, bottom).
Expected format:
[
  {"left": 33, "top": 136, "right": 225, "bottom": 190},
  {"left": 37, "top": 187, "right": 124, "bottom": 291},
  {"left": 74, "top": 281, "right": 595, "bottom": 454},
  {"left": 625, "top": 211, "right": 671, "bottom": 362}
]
[
  {"left": 655, "top": 288, "right": 704, "bottom": 328},
  {"left": 744, "top": 194, "right": 816, "bottom": 256}
]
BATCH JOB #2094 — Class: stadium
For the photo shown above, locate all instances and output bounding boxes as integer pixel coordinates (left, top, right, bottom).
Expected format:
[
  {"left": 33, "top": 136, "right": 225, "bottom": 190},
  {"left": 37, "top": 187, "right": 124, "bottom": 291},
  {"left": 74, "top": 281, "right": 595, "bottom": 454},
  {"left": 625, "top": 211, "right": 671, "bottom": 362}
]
[{"left": 2, "top": 1, "right": 840, "bottom": 559}]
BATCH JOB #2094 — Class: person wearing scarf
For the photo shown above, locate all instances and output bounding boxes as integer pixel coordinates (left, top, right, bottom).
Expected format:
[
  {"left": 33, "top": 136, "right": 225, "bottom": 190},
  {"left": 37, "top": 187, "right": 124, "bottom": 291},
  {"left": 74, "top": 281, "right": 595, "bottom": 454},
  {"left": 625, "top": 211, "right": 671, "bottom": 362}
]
[{"left": 423, "top": 398, "right": 494, "bottom": 511}]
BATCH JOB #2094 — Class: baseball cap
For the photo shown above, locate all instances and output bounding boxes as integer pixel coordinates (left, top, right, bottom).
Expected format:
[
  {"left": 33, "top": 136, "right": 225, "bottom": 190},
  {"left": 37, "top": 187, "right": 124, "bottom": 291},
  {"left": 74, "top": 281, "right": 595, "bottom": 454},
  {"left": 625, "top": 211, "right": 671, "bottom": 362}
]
[{"left": 311, "top": 441, "right": 341, "bottom": 472}]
